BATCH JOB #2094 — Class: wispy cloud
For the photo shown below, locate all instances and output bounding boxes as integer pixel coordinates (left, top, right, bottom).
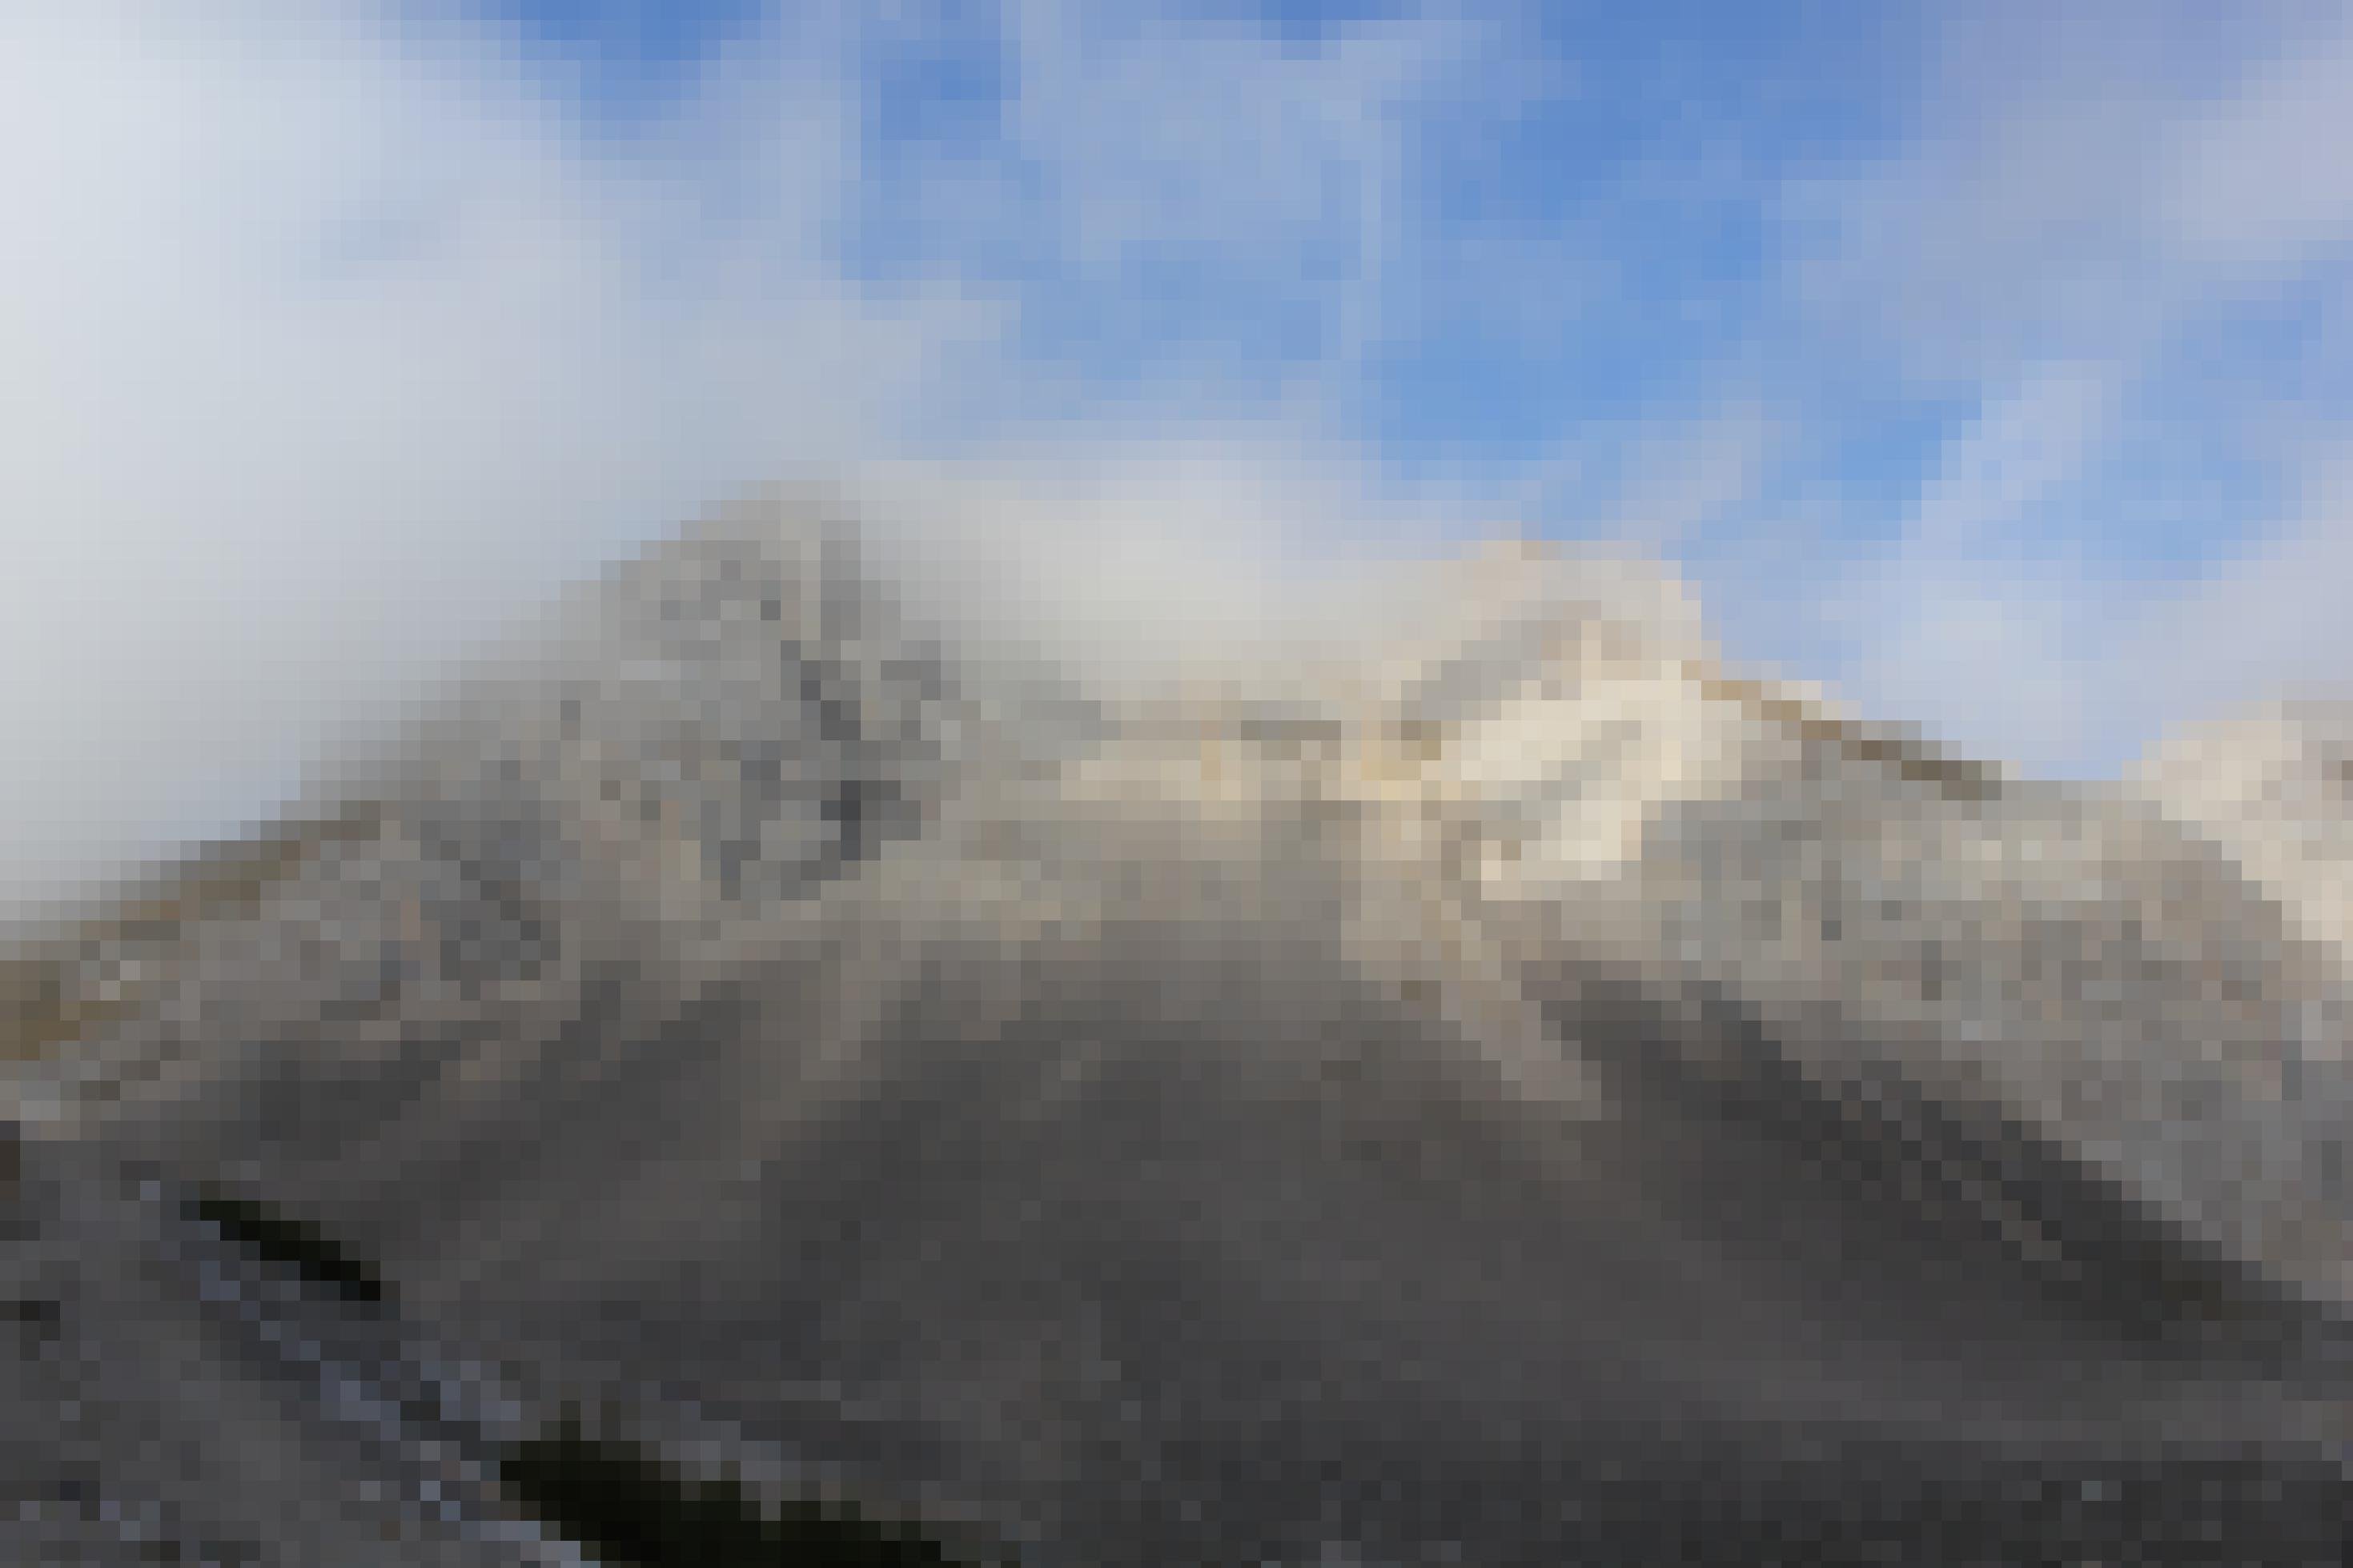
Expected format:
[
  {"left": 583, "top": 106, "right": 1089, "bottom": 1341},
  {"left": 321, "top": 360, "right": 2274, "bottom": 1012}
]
[
  {"left": 1721, "top": 1, "right": 2353, "bottom": 778},
  {"left": 0, "top": 0, "right": 1508, "bottom": 909},
  {"left": 6, "top": 0, "right": 2353, "bottom": 909}
]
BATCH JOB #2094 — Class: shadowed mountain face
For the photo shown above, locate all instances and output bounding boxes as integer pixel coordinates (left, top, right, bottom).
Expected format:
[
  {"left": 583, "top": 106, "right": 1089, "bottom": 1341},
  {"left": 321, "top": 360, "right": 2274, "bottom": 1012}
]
[{"left": 8, "top": 484, "right": 2353, "bottom": 1566}]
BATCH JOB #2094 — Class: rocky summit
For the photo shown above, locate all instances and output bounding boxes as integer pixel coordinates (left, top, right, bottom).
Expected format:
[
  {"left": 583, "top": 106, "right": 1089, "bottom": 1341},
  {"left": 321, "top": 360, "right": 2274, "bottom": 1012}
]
[{"left": 6, "top": 479, "right": 2353, "bottom": 1566}]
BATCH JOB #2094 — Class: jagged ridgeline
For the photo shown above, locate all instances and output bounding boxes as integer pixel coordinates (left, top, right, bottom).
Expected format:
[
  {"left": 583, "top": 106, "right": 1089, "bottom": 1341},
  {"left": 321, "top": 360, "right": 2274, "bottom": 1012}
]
[
  {"left": 0, "top": 487, "right": 2015, "bottom": 1084},
  {"left": 7, "top": 478, "right": 2353, "bottom": 1566}
]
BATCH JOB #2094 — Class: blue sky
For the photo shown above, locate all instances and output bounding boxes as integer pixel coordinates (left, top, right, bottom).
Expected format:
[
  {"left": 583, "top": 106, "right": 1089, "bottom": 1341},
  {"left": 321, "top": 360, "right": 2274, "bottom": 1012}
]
[
  {"left": 469, "top": 0, "right": 2353, "bottom": 756},
  {"left": 4, "top": 1, "right": 2352, "bottom": 904}
]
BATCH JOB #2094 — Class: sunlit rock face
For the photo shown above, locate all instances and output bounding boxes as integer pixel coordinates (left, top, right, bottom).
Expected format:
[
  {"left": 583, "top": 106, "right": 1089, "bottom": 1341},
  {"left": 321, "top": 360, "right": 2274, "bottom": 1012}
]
[
  {"left": 11, "top": 483, "right": 2353, "bottom": 1566},
  {"left": 2127, "top": 698, "right": 2353, "bottom": 977}
]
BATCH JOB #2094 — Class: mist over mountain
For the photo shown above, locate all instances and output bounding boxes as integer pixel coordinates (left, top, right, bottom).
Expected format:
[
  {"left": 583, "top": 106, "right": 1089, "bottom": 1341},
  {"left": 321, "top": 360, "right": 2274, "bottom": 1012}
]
[{"left": 6, "top": 479, "right": 2353, "bottom": 1565}]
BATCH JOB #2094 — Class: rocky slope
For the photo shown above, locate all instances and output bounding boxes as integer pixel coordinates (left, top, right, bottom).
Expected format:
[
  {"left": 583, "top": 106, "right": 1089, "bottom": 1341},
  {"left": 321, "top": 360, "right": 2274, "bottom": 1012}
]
[
  {"left": 7, "top": 481, "right": 2353, "bottom": 1566},
  {"left": 2126, "top": 696, "right": 2353, "bottom": 976}
]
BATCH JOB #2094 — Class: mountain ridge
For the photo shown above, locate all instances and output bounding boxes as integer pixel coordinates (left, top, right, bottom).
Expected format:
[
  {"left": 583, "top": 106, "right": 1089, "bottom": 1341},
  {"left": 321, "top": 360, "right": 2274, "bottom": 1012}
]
[{"left": 7, "top": 479, "right": 2353, "bottom": 1565}]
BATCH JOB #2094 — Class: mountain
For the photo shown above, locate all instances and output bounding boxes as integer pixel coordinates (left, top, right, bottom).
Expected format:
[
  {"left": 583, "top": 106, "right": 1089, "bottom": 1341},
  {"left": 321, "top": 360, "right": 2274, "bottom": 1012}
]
[
  {"left": 2126, "top": 696, "right": 2353, "bottom": 975},
  {"left": 6, "top": 479, "right": 2353, "bottom": 1566}
]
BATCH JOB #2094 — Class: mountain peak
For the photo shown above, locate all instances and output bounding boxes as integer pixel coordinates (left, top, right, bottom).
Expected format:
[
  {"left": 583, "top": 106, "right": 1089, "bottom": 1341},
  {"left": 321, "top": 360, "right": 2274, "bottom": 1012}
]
[{"left": 10, "top": 481, "right": 2353, "bottom": 1566}]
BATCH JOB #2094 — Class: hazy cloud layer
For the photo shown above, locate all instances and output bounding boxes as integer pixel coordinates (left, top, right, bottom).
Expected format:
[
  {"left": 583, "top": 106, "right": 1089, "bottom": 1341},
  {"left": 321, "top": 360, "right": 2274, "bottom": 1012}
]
[{"left": 5, "top": 0, "right": 2352, "bottom": 910}]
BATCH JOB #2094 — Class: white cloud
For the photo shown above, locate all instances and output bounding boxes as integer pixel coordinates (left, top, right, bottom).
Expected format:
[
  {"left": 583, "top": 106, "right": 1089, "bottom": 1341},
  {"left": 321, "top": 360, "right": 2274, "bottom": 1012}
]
[
  {"left": 13, "top": 0, "right": 2353, "bottom": 918},
  {"left": 1903, "top": 364, "right": 2117, "bottom": 557},
  {"left": 0, "top": 0, "right": 1511, "bottom": 914},
  {"left": 2118, "top": 443, "right": 2353, "bottom": 740},
  {"left": 1799, "top": 366, "right": 2126, "bottom": 773},
  {"left": 0, "top": 2, "right": 982, "bottom": 911},
  {"left": 1777, "top": 2, "right": 2351, "bottom": 386},
  {"left": 1726, "top": 4, "right": 2353, "bottom": 780},
  {"left": 2154, "top": 20, "right": 2353, "bottom": 290}
]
